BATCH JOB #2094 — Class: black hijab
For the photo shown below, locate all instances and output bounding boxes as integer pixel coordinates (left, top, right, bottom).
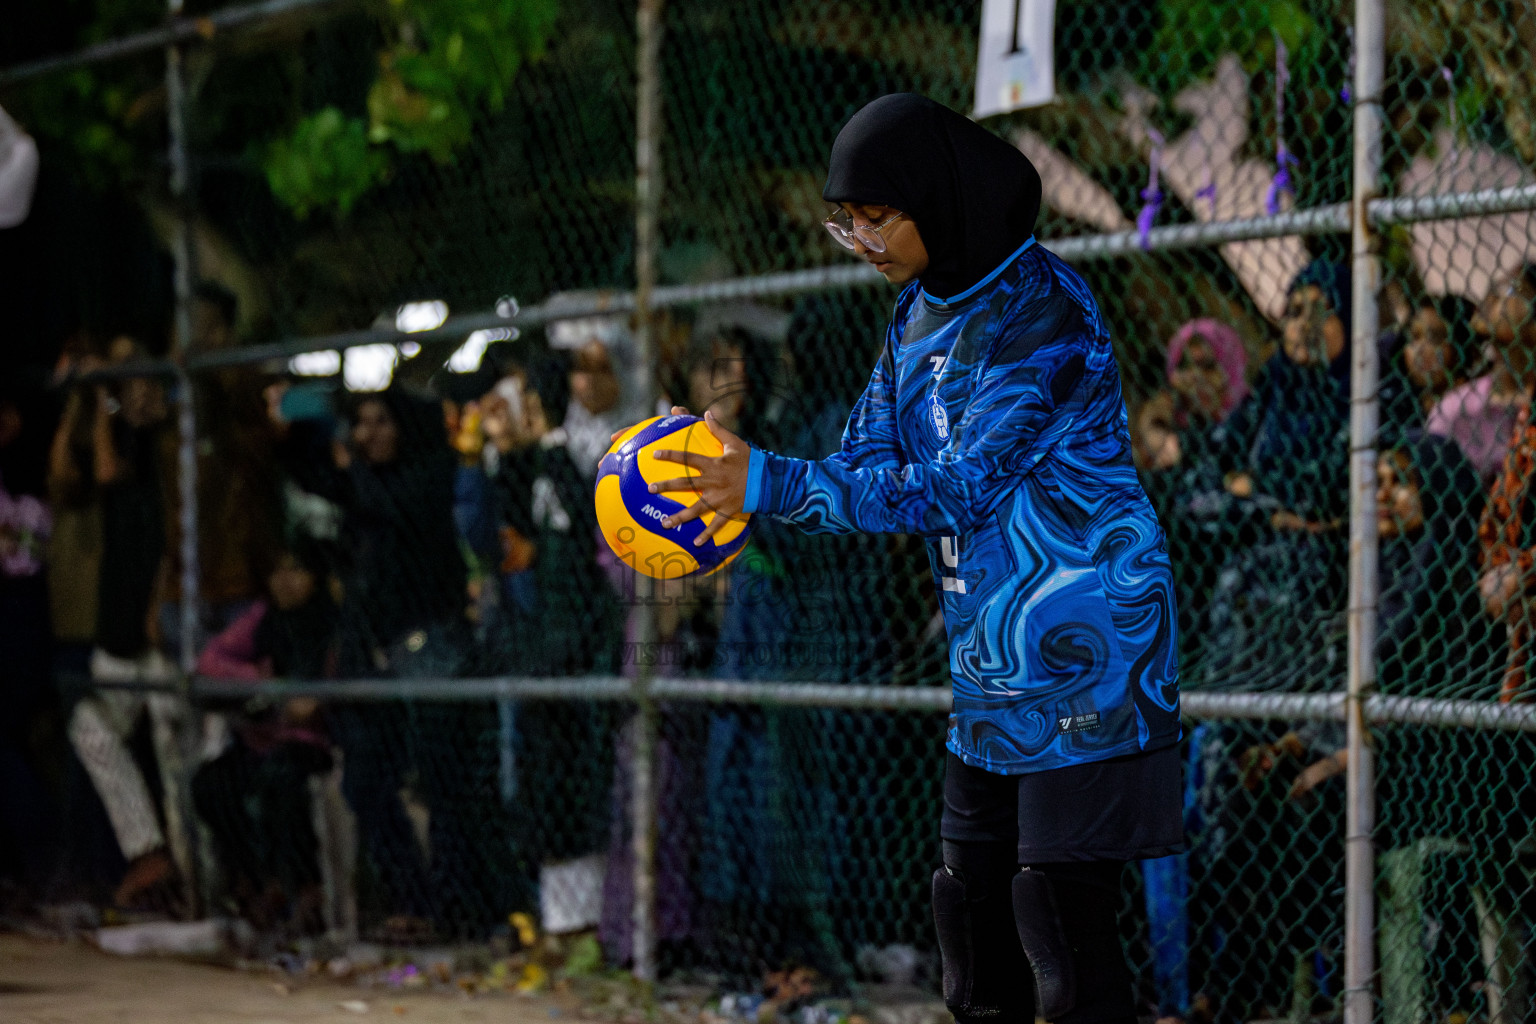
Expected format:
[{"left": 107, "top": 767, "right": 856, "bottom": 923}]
[
  {"left": 255, "top": 536, "right": 338, "bottom": 679},
  {"left": 823, "top": 94, "right": 1042, "bottom": 301},
  {"left": 1377, "top": 430, "right": 1484, "bottom": 692}
]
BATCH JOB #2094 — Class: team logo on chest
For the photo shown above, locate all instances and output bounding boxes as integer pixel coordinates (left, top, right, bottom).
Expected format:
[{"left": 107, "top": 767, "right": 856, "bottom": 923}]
[
  {"left": 929, "top": 389, "right": 950, "bottom": 440},
  {"left": 927, "top": 354, "right": 951, "bottom": 440}
]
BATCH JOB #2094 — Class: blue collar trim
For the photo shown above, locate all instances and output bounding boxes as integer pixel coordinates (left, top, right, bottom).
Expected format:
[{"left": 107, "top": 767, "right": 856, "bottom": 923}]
[{"left": 922, "top": 235, "right": 1037, "bottom": 307}]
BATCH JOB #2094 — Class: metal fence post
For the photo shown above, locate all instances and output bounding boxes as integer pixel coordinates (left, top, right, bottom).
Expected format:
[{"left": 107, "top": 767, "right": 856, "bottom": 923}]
[
  {"left": 630, "top": 0, "right": 664, "bottom": 989},
  {"left": 1346, "top": 0, "right": 1385, "bottom": 1020},
  {"left": 164, "top": 0, "right": 199, "bottom": 675},
  {"left": 165, "top": 0, "right": 203, "bottom": 917}
]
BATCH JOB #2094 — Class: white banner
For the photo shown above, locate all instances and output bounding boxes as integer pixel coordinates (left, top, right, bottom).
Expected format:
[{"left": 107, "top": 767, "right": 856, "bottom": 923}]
[{"left": 974, "top": 0, "right": 1056, "bottom": 118}]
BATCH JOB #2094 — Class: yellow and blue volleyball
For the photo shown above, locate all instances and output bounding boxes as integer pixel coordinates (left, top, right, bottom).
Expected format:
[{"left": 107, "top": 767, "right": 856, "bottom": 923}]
[{"left": 594, "top": 414, "right": 753, "bottom": 579}]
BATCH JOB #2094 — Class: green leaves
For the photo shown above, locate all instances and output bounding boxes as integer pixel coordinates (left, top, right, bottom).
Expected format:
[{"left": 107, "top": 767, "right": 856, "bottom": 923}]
[
  {"left": 14, "top": 66, "right": 138, "bottom": 189},
  {"left": 363, "top": 0, "right": 558, "bottom": 162},
  {"left": 1138, "top": 0, "right": 1319, "bottom": 97},
  {"left": 8, "top": 0, "right": 561, "bottom": 216},
  {"left": 264, "top": 107, "right": 387, "bottom": 220},
  {"left": 261, "top": 0, "right": 560, "bottom": 217}
]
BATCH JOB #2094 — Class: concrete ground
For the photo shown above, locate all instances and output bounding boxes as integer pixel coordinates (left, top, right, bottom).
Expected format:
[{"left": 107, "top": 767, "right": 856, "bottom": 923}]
[{"left": 0, "top": 932, "right": 568, "bottom": 1024}]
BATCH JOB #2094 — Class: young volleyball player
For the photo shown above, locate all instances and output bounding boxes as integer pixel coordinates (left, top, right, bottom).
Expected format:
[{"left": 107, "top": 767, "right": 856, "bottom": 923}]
[{"left": 648, "top": 93, "right": 1183, "bottom": 1024}]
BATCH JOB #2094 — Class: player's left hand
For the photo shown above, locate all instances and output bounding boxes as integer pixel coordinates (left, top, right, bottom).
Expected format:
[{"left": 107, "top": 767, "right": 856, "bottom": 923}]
[{"left": 647, "top": 405, "right": 751, "bottom": 547}]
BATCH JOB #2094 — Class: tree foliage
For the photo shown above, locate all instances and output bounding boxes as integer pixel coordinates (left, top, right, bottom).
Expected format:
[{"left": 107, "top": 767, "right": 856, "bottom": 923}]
[
  {"left": 264, "top": 106, "right": 388, "bottom": 219},
  {"left": 269, "top": 0, "right": 559, "bottom": 217},
  {"left": 7, "top": 0, "right": 559, "bottom": 219}
]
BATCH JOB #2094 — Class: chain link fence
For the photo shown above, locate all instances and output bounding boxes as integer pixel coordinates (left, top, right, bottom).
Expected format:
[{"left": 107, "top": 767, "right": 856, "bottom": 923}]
[{"left": 8, "top": 0, "right": 1536, "bottom": 1021}]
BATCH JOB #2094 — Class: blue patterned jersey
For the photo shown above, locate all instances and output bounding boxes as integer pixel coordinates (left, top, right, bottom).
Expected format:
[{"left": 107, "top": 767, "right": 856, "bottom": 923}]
[{"left": 742, "top": 238, "right": 1181, "bottom": 774}]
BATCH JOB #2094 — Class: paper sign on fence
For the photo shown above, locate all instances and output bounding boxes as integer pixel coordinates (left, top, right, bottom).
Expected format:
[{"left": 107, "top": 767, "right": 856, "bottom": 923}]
[{"left": 974, "top": 0, "right": 1056, "bottom": 118}]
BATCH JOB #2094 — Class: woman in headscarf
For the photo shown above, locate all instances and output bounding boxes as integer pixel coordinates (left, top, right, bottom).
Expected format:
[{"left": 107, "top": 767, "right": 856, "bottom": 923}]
[
  {"left": 1134, "top": 319, "right": 1251, "bottom": 679},
  {"left": 1222, "top": 259, "right": 1352, "bottom": 527},
  {"left": 276, "top": 386, "right": 520, "bottom": 938},
  {"left": 1374, "top": 432, "right": 1491, "bottom": 694},
  {"left": 1193, "top": 259, "right": 1353, "bottom": 692},
  {"left": 1428, "top": 265, "right": 1536, "bottom": 484},
  {"left": 642, "top": 94, "right": 1182, "bottom": 1024},
  {"left": 333, "top": 389, "right": 467, "bottom": 669},
  {"left": 192, "top": 538, "right": 337, "bottom": 932},
  {"left": 1271, "top": 433, "right": 1497, "bottom": 1023},
  {"left": 1378, "top": 295, "right": 1479, "bottom": 444},
  {"left": 1129, "top": 319, "right": 1249, "bottom": 1023},
  {"left": 1166, "top": 319, "right": 1250, "bottom": 423}
]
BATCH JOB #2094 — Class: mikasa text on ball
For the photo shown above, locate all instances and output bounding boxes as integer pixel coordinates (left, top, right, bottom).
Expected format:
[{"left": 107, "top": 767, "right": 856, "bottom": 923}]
[{"left": 594, "top": 414, "right": 752, "bottom": 579}]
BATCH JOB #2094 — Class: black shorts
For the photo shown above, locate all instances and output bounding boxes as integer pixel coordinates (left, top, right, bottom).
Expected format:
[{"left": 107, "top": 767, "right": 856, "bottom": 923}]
[{"left": 941, "top": 744, "right": 1186, "bottom": 863}]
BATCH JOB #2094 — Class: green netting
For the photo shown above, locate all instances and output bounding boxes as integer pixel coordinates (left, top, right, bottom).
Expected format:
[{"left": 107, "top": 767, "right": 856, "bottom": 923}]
[
  {"left": 1363, "top": 5, "right": 1536, "bottom": 1022},
  {"left": 12, "top": 1, "right": 1536, "bottom": 1020}
]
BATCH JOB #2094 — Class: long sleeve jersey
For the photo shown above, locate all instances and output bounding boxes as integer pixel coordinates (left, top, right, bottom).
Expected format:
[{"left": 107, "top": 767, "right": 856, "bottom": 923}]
[{"left": 742, "top": 239, "right": 1181, "bottom": 774}]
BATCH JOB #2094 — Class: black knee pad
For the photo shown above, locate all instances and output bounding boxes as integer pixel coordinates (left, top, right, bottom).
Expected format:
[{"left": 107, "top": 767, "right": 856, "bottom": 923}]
[
  {"left": 932, "top": 861, "right": 1031, "bottom": 1024},
  {"left": 1012, "top": 868, "right": 1077, "bottom": 1021}
]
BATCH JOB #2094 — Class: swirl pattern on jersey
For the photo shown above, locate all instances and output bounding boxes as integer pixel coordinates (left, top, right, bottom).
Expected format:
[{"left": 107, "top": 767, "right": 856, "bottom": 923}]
[{"left": 748, "top": 243, "right": 1180, "bottom": 774}]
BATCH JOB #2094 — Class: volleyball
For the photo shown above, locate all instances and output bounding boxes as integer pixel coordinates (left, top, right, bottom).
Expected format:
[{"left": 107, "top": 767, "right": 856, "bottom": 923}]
[{"left": 594, "top": 414, "right": 753, "bottom": 579}]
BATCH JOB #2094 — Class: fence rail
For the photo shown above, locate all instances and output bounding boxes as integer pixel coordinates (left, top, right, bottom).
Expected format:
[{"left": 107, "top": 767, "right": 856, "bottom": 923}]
[
  {"left": 0, "top": 0, "right": 347, "bottom": 86},
  {"left": 189, "top": 675, "right": 1536, "bottom": 733},
  {"left": 48, "top": 180, "right": 1536, "bottom": 388}
]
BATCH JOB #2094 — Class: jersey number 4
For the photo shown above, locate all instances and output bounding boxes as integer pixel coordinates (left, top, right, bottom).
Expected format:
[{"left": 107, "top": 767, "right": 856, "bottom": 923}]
[{"left": 941, "top": 535, "right": 967, "bottom": 594}]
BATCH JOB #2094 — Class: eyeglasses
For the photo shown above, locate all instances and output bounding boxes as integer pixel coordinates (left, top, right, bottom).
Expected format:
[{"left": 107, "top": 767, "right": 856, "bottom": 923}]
[{"left": 823, "top": 209, "right": 904, "bottom": 253}]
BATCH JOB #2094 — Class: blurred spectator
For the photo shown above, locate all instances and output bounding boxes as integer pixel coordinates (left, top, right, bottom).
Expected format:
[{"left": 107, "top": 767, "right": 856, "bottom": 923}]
[
  {"left": 1476, "top": 278, "right": 1536, "bottom": 703},
  {"left": 272, "top": 385, "right": 488, "bottom": 938},
  {"left": 1167, "top": 318, "right": 1251, "bottom": 424},
  {"left": 47, "top": 335, "right": 107, "bottom": 674},
  {"left": 673, "top": 321, "right": 850, "bottom": 980},
  {"left": 598, "top": 325, "right": 748, "bottom": 964},
  {"left": 196, "top": 539, "right": 339, "bottom": 681},
  {"left": 159, "top": 282, "right": 282, "bottom": 655},
  {"left": 1221, "top": 259, "right": 1352, "bottom": 530},
  {"left": 1212, "top": 438, "right": 1491, "bottom": 1019},
  {"left": 468, "top": 349, "right": 539, "bottom": 627},
  {"left": 639, "top": 327, "right": 749, "bottom": 673},
  {"left": 1134, "top": 319, "right": 1252, "bottom": 676},
  {"left": 565, "top": 338, "right": 624, "bottom": 478},
  {"left": 278, "top": 388, "right": 467, "bottom": 674},
  {"left": 436, "top": 385, "right": 504, "bottom": 657},
  {"left": 1353, "top": 439, "right": 1503, "bottom": 1021},
  {"left": 446, "top": 398, "right": 503, "bottom": 589},
  {"left": 188, "top": 281, "right": 239, "bottom": 352},
  {"left": 750, "top": 295, "right": 895, "bottom": 684},
  {"left": 1371, "top": 433, "right": 1512, "bottom": 1005},
  {"left": 65, "top": 338, "right": 186, "bottom": 912},
  {"left": 85, "top": 337, "right": 175, "bottom": 676},
  {"left": 684, "top": 326, "right": 749, "bottom": 433},
  {"left": 485, "top": 345, "right": 619, "bottom": 674},
  {"left": 1205, "top": 719, "right": 1344, "bottom": 1022},
  {"left": 192, "top": 539, "right": 336, "bottom": 931},
  {"left": 262, "top": 379, "right": 345, "bottom": 547},
  {"left": 769, "top": 291, "right": 930, "bottom": 972},
  {"left": 1378, "top": 296, "right": 1479, "bottom": 442},
  {"left": 1428, "top": 265, "right": 1536, "bottom": 483},
  {"left": 1128, "top": 321, "right": 1250, "bottom": 1019},
  {"left": 1199, "top": 432, "right": 1491, "bottom": 1020},
  {"left": 600, "top": 325, "right": 763, "bottom": 967},
  {"left": 0, "top": 374, "right": 59, "bottom": 891},
  {"left": 1375, "top": 432, "right": 1495, "bottom": 696},
  {"left": 484, "top": 344, "right": 619, "bottom": 933},
  {"left": 1198, "top": 259, "right": 1352, "bottom": 688}
]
